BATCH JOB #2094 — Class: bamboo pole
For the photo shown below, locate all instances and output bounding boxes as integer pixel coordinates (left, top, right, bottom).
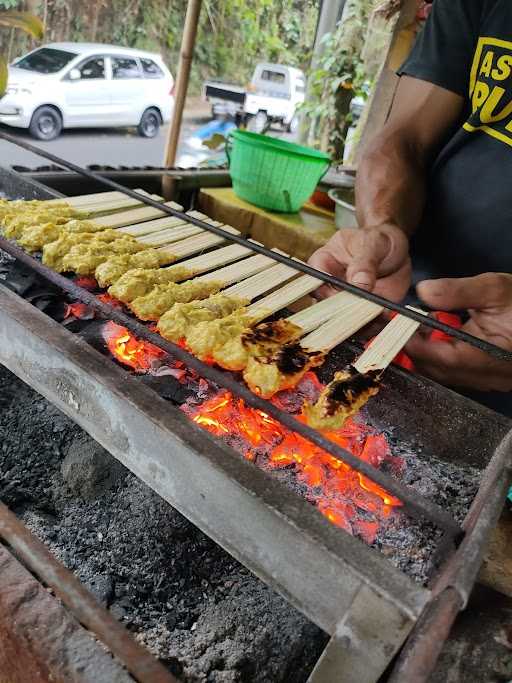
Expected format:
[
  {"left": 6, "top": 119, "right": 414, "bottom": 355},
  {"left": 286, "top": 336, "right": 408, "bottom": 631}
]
[{"left": 162, "top": 0, "right": 203, "bottom": 199}]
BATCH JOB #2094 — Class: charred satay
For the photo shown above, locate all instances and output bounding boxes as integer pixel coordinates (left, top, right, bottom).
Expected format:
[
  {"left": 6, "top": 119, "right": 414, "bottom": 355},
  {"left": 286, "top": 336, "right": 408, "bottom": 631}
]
[
  {"left": 304, "top": 307, "right": 427, "bottom": 429},
  {"left": 183, "top": 274, "right": 323, "bottom": 366},
  {"left": 242, "top": 294, "right": 383, "bottom": 397}
]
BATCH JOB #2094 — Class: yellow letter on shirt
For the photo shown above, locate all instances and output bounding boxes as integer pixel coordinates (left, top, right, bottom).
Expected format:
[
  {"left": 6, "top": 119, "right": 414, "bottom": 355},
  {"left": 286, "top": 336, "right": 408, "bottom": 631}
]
[
  {"left": 491, "top": 54, "right": 512, "bottom": 81},
  {"left": 472, "top": 80, "right": 490, "bottom": 113},
  {"left": 480, "top": 50, "right": 495, "bottom": 77}
]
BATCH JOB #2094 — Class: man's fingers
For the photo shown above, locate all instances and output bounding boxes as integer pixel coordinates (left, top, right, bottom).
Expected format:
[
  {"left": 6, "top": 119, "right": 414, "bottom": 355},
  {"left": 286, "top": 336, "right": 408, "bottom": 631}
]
[
  {"left": 345, "top": 230, "right": 390, "bottom": 289},
  {"left": 417, "top": 273, "right": 512, "bottom": 311},
  {"left": 406, "top": 333, "right": 512, "bottom": 391}
]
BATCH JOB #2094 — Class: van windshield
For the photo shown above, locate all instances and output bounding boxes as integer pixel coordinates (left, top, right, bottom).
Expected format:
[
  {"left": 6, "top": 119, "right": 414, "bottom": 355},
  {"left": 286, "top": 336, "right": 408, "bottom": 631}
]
[{"left": 15, "top": 48, "right": 77, "bottom": 74}]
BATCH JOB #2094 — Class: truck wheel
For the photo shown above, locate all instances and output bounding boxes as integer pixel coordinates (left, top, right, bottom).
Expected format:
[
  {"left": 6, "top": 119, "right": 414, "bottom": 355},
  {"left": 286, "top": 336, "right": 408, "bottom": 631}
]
[
  {"left": 251, "top": 110, "right": 268, "bottom": 134},
  {"left": 29, "top": 106, "right": 62, "bottom": 141},
  {"left": 287, "top": 114, "right": 299, "bottom": 134},
  {"left": 138, "top": 108, "right": 160, "bottom": 138}
]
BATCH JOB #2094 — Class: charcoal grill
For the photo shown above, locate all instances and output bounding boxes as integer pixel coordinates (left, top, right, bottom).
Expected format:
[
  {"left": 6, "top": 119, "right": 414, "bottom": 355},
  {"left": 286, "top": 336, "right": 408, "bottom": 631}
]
[{"left": 1, "top": 141, "right": 511, "bottom": 683}]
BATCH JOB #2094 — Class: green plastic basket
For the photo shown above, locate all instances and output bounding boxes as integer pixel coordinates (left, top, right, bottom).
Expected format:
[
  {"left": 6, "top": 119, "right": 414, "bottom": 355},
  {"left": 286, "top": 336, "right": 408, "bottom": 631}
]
[{"left": 226, "top": 130, "right": 330, "bottom": 213}]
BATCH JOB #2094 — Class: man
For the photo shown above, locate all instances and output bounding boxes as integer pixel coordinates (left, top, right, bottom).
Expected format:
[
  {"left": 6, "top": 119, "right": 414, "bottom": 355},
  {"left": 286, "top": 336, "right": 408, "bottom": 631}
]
[{"left": 309, "top": 0, "right": 512, "bottom": 415}]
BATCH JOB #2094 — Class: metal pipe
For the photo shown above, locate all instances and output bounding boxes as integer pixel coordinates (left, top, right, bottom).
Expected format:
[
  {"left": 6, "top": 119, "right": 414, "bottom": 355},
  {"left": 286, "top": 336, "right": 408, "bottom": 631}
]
[
  {"left": 0, "top": 129, "right": 509, "bottom": 362},
  {"left": 0, "top": 501, "right": 177, "bottom": 683},
  {"left": 387, "top": 587, "right": 463, "bottom": 683},
  {"left": 0, "top": 236, "right": 463, "bottom": 539},
  {"left": 388, "top": 427, "right": 512, "bottom": 682},
  {"left": 162, "top": 0, "right": 202, "bottom": 170}
]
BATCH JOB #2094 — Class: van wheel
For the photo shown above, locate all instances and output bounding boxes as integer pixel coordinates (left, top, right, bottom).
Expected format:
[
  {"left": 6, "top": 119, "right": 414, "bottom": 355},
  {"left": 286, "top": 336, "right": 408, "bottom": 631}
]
[
  {"left": 251, "top": 110, "right": 268, "bottom": 134},
  {"left": 138, "top": 108, "right": 160, "bottom": 138},
  {"left": 29, "top": 106, "right": 62, "bottom": 141}
]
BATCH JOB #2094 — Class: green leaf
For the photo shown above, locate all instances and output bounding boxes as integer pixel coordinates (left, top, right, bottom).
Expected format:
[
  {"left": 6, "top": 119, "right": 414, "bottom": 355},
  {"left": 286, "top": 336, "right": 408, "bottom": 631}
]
[
  {"left": 0, "top": 11, "right": 44, "bottom": 39},
  {"left": 0, "top": 57, "right": 7, "bottom": 98}
]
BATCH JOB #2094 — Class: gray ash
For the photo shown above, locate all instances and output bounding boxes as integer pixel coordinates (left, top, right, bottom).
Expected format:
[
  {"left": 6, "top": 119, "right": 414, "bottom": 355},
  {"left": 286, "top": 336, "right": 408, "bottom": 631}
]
[{"left": 0, "top": 365, "right": 327, "bottom": 682}]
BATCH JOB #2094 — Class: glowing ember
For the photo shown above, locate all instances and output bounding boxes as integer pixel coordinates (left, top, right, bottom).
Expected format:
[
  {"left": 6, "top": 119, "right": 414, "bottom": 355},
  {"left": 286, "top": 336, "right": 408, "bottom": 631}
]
[
  {"left": 64, "top": 302, "right": 94, "bottom": 320},
  {"left": 185, "top": 385, "right": 403, "bottom": 543},
  {"left": 103, "top": 321, "right": 166, "bottom": 372},
  {"left": 97, "top": 293, "right": 124, "bottom": 309},
  {"left": 74, "top": 276, "right": 98, "bottom": 291}
]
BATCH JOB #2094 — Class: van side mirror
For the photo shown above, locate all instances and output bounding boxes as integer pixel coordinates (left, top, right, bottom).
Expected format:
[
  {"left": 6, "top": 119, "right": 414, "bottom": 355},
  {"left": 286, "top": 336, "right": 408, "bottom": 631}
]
[{"left": 68, "top": 68, "right": 81, "bottom": 81}]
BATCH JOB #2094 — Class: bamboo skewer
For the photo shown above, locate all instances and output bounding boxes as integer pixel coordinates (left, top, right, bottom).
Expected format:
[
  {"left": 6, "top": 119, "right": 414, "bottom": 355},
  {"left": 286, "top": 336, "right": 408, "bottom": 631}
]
[
  {"left": 353, "top": 306, "right": 426, "bottom": 373},
  {"left": 157, "top": 226, "right": 240, "bottom": 260},
  {"left": 167, "top": 242, "right": 254, "bottom": 276},
  {"left": 78, "top": 193, "right": 165, "bottom": 216},
  {"left": 225, "top": 263, "right": 299, "bottom": 300},
  {"left": 300, "top": 298, "right": 385, "bottom": 352},
  {"left": 247, "top": 274, "right": 322, "bottom": 317},
  {"left": 117, "top": 210, "right": 207, "bottom": 237},
  {"left": 137, "top": 224, "right": 203, "bottom": 246},
  {"left": 304, "top": 306, "right": 427, "bottom": 430},
  {"left": 45, "top": 189, "right": 155, "bottom": 207},
  {"left": 290, "top": 291, "right": 381, "bottom": 336},
  {"left": 195, "top": 253, "right": 276, "bottom": 286},
  {"left": 90, "top": 201, "right": 183, "bottom": 229}
]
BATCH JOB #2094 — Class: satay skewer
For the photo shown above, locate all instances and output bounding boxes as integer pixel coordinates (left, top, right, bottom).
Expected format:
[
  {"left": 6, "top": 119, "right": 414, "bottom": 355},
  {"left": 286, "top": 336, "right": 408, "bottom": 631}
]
[
  {"left": 128, "top": 258, "right": 297, "bottom": 321},
  {"left": 304, "top": 307, "right": 427, "bottom": 430},
  {"left": 52, "top": 225, "right": 241, "bottom": 276},
  {"left": 100, "top": 242, "right": 255, "bottom": 292},
  {"left": 242, "top": 294, "right": 384, "bottom": 397}
]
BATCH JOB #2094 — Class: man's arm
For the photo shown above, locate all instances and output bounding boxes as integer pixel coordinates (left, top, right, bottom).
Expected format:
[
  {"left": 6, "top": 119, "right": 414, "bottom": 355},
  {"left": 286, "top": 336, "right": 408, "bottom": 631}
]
[
  {"left": 356, "top": 75, "right": 464, "bottom": 236},
  {"left": 309, "top": 76, "right": 464, "bottom": 300}
]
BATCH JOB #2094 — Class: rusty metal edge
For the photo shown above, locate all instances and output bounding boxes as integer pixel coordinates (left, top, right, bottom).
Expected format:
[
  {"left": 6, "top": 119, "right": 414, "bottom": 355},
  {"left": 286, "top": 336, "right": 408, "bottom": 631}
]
[
  {"left": 387, "top": 427, "right": 512, "bottom": 683},
  {"left": 0, "top": 501, "right": 178, "bottom": 683}
]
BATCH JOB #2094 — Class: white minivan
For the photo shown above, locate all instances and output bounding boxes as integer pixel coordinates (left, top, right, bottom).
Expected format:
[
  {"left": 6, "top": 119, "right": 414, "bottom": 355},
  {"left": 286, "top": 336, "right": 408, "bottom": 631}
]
[{"left": 0, "top": 43, "right": 174, "bottom": 140}]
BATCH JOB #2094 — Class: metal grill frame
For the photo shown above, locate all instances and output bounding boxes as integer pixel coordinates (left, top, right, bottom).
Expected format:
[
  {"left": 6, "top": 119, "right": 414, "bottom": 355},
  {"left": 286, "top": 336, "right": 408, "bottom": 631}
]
[{"left": 1, "top": 163, "right": 512, "bottom": 682}]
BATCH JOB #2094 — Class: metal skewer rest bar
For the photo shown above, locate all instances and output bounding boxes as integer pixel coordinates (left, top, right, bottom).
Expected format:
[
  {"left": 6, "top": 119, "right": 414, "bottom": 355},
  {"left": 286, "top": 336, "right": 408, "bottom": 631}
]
[{"left": 0, "top": 128, "right": 510, "bottom": 363}]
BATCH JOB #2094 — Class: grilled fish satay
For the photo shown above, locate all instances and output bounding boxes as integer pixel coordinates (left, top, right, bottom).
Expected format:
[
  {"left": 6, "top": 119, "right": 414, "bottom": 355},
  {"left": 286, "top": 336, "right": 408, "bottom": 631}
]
[
  {"left": 103, "top": 263, "right": 193, "bottom": 296},
  {"left": 128, "top": 253, "right": 281, "bottom": 321},
  {"left": 51, "top": 226, "right": 239, "bottom": 276},
  {"left": 242, "top": 294, "right": 383, "bottom": 397},
  {"left": 304, "top": 307, "right": 426, "bottom": 429},
  {"left": 59, "top": 238, "right": 147, "bottom": 275},
  {"left": 184, "top": 274, "right": 322, "bottom": 368},
  {"left": 129, "top": 280, "right": 226, "bottom": 321},
  {"left": 106, "top": 243, "right": 258, "bottom": 301},
  {"left": 157, "top": 294, "right": 250, "bottom": 342},
  {"left": 7, "top": 199, "right": 183, "bottom": 252}
]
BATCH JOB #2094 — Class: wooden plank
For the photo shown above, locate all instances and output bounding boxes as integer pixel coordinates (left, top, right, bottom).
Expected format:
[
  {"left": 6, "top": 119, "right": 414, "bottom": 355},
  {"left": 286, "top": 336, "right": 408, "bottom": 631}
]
[{"left": 354, "top": 0, "right": 420, "bottom": 162}]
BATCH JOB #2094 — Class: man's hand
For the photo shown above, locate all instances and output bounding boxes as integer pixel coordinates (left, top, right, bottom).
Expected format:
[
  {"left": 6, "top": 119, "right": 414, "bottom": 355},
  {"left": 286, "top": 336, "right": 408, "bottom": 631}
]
[
  {"left": 308, "top": 224, "right": 411, "bottom": 302},
  {"left": 407, "top": 273, "right": 512, "bottom": 392}
]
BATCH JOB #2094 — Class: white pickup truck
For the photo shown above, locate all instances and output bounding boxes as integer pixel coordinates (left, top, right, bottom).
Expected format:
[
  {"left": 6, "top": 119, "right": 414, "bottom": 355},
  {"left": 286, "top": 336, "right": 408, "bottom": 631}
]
[{"left": 204, "top": 62, "right": 306, "bottom": 133}]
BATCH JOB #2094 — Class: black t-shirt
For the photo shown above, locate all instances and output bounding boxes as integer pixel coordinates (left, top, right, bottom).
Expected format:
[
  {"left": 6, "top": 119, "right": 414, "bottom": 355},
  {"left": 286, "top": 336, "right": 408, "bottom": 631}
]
[
  {"left": 399, "top": 0, "right": 512, "bottom": 279},
  {"left": 400, "top": 0, "right": 512, "bottom": 416}
]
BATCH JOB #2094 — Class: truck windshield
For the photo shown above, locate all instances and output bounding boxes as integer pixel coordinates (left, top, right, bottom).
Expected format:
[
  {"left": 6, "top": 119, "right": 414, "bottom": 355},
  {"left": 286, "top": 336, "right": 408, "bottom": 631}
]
[{"left": 15, "top": 48, "right": 77, "bottom": 74}]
